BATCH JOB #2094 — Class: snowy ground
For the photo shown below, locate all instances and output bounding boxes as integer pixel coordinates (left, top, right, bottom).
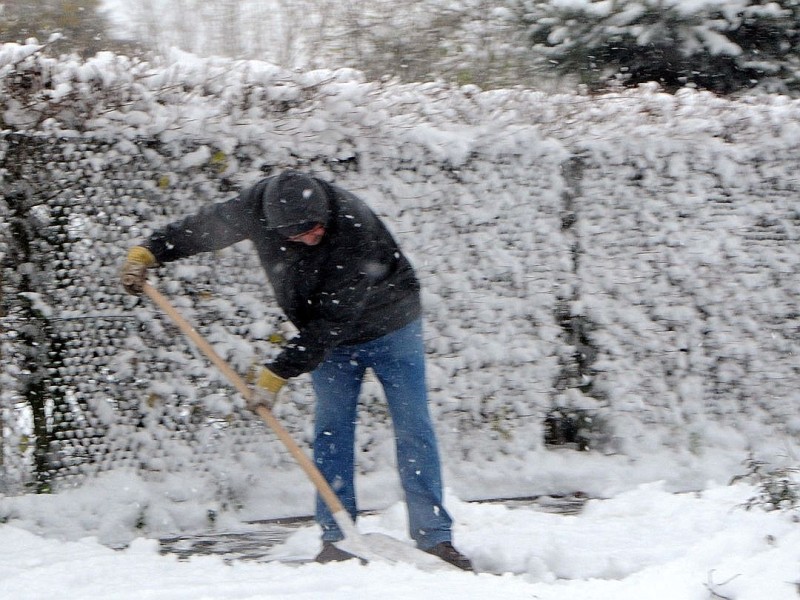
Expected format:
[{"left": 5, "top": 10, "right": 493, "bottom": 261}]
[{"left": 1, "top": 480, "right": 799, "bottom": 599}]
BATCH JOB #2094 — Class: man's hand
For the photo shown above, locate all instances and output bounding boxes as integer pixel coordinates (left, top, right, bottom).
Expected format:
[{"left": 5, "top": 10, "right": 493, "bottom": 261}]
[
  {"left": 249, "top": 367, "right": 287, "bottom": 411},
  {"left": 121, "top": 246, "right": 157, "bottom": 294}
]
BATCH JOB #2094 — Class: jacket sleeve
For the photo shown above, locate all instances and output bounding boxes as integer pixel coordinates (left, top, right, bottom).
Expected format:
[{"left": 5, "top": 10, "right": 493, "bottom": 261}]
[{"left": 144, "top": 188, "right": 263, "bottom": 263}]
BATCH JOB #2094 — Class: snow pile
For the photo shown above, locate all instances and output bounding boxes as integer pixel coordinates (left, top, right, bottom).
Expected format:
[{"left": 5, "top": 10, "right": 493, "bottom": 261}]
[{"left": 1, "top": 480, "right": 800, "bottom": 599}]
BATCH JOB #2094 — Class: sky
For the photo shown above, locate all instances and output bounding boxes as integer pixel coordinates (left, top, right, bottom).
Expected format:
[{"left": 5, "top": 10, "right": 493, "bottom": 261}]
[{"left": 2, "top": 39, "right": 800, "bottom": 600}]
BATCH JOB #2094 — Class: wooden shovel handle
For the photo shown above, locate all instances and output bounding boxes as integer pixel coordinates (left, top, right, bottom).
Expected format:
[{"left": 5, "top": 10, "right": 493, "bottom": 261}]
[{"left": 142, "top": 282, "right": 348, "bottom": 519}]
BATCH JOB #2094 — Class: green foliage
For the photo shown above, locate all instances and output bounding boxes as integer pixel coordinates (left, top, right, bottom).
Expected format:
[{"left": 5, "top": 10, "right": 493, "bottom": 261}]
[
  {"left": 28, "top": 0, "right": 795, "bottom": 93},
  {"left": 733, "top": 455, "right": 800, "bottom": 512},
  {"left": 209, "top": 151, "right": 229, "bottom": 175},
  {"left": 544, "top": 408, "right": 611, "bottom": 452},
  {"left": 522, "top": 0, "right": 800, "bottom": 94}
]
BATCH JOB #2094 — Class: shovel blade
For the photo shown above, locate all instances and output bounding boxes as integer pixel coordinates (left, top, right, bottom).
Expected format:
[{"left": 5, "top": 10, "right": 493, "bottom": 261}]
[{"left": 335, "top": 532, "right": 461, "bottom": 572}]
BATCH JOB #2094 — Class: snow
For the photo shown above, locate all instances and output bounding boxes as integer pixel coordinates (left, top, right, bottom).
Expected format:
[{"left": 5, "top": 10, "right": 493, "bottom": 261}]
[
  {"left": 1, "top": 479, "right": 799, "bottom": 599},
  {"left": 2, "top": 39, "right": 800, "bottom": 600}
]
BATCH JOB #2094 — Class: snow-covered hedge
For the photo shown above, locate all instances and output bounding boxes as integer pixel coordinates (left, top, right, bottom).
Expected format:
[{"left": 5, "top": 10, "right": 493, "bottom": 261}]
[{"left": 2, "top": 44, "right": 799, "bottom": 511}]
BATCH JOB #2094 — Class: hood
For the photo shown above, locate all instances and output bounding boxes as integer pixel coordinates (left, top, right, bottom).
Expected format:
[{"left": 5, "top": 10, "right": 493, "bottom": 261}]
[{"left": 262, "top": 171, "right": 330, "bottom": 235}]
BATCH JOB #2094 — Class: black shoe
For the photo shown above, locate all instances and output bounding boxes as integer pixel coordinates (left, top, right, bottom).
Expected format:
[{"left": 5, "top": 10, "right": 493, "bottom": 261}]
[
  {"left": 423, "top": 541, "right": 473, "bottom": 571},
  {"left": 315, "top": 541, "right": 367, "bottom": 564}
]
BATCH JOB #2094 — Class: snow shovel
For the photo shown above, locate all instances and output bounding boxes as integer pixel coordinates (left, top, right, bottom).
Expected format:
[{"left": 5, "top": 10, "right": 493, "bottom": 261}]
[{"left": 141, "top": 282, "right": 459, "bottom": 571}]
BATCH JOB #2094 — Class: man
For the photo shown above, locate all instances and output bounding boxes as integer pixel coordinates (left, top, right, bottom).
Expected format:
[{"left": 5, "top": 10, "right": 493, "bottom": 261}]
[{"left": 121, "top": 170, "right": 471, "bottom": 570}]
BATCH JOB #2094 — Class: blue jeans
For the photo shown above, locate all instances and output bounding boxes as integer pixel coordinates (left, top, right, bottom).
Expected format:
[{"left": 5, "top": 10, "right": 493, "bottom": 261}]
[{"left": 311, "top": 319, "right": 453, "bottom": 550}]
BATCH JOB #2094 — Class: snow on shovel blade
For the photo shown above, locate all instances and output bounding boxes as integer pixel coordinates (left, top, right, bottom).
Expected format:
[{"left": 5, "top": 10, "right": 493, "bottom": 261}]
[{"left": 336, "top": 532, "right": 462, "bottom": 572}]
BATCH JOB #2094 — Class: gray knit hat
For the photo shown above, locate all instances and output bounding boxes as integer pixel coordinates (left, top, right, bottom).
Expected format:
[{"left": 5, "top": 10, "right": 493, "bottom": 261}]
[{"left": 262, "top": 171, "right": 330, "bottom": 236}]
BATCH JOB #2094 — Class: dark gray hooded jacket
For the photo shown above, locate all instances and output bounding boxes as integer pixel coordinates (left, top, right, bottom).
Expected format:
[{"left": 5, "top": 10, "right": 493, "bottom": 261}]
[{"left": 143, "top": 171, "right": 422, "bottom": 378}]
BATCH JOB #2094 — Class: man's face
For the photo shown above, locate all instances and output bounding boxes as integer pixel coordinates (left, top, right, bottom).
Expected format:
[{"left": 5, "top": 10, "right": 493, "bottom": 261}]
[{"left": 287, "top": 223, "right": 326, "bottom": 246}]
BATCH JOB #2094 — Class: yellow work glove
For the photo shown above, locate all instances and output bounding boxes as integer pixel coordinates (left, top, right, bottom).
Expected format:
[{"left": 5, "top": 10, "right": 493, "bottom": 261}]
[
  {"left": 249, "top": 367, "right": 287, "bottom": 411},
  {"left": 120, "top": 246, "right": 157, "bottom": 294}
]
